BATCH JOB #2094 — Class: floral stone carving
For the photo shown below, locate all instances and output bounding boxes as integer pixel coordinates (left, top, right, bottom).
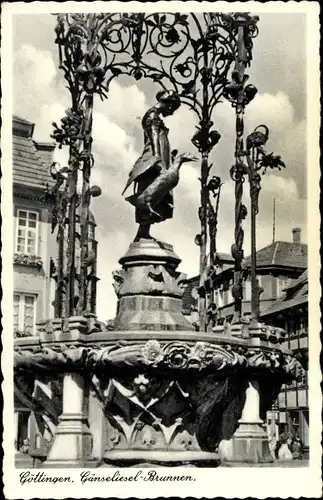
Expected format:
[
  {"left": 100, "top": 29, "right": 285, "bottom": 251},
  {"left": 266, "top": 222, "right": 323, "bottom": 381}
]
[
  {"left": 14, "top": 339, "right": 305, "bottom": 380},
  {"left": 14, "top": 324, "right": 306, "bottom": 465}
]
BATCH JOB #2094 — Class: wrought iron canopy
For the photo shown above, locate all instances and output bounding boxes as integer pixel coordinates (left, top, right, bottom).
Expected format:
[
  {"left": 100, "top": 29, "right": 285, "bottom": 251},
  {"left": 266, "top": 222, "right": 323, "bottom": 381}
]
[{"left": 50, "top": 12, "right": 262, "bottom": 328}]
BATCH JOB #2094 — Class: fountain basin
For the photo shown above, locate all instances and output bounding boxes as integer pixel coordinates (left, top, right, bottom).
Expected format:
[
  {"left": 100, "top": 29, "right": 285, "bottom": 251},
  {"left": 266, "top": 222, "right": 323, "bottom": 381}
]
[
  {"left": 14, "top": 322, "right": 304, "bottom": 468},
  {"left": 13, "top": 241, "right": 305, "bottom": 467}
]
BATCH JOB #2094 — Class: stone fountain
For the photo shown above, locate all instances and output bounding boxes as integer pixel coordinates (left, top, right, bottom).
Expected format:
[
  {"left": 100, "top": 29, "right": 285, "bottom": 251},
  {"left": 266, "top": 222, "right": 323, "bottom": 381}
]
[
  {"left": 14, "top": 241, "right": 304, "bottom": 468},
  {"left": 14, "top": 88, "right": 304, "bottom": 468},
  {"left": 13, "top": 13, "right": 306, "bottom": 469}
]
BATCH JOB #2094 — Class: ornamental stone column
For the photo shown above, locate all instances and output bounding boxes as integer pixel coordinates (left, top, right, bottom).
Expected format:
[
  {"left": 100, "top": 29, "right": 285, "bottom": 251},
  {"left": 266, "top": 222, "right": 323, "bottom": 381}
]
[
  {"left": 239, "top": 380, "right": 262, "bottom": 423},
  {"left": 218, "top": 380, "right": 272, "bottom": 464},
  {"left": 44, "top": 373, "right": 92, "bottom": 467}
]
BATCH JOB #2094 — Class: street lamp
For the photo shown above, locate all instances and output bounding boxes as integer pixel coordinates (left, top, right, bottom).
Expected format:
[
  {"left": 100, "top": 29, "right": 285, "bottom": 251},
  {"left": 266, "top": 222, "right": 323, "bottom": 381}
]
[{"left": 50, "top": 12, "right": 259, "bottom": 329}]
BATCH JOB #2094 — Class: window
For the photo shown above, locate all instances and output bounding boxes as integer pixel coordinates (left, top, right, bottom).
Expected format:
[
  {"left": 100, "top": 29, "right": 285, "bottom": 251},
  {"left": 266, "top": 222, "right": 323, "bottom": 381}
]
[
  {"left": 16, "top": 210, "right": 38, "bottom": 254},
  {"left": 277, "top": 278, "right": 290, "bottom": 297},
  {"left": 244, "top": 280, "right": 251, "bottom": 301},
  {"left": 215, "top": 289, "right": 224, "bottom": 308},
  {"left": 13, "top": 293, "right": 37, "bottom": 335},
  {"left": 223, "top": 280, "right": 233, "bottom": 305},
  {"left": 299, "top": 318, "right": 307, "bottom": 335},
  {"left": 288, "top": 410, "right": 300, "bottom": 435},
  {"left": 227, "top": 284, "right": 233, "bottom": 304}
]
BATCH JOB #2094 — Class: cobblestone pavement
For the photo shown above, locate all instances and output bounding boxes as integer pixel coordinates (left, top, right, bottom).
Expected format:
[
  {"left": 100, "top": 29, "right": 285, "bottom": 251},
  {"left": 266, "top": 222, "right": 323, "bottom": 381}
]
[{"left": 221, "top": 460, "right": 309, "bottom": 467}]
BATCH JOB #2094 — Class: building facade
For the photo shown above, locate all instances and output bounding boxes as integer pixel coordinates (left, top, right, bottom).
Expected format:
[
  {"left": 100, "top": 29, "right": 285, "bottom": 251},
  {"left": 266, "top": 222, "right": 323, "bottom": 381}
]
[
  {"left": 13, "top": 116, "right": 100, "bottom": 458},
  {"left": 261, "top": 270, "right": 309, "bottom": 455},
  {"left": 182, "top": 253, "right": 234, "bottom": 327},
  {"left": 13, "top": 115, "right": 56, "bottom": 450},
  {"left": 183, "top": 228, "right": 307, "bottom": 325},
  {"left": 13, "top": 116, "right": 56, "bottom": 338}
]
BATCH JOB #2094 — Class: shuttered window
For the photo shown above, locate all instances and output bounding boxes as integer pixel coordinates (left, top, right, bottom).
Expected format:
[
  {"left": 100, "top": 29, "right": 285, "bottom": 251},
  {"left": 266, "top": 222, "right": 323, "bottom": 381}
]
[{"left": 13, "top": 293, "right": 37, "bottom": 335}]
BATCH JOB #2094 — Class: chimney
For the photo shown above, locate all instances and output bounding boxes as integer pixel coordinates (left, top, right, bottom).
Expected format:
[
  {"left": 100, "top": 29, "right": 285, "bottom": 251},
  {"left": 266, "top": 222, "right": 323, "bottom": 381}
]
[{"left": 292, "top": 227, "right": 301, "bottom": 244}]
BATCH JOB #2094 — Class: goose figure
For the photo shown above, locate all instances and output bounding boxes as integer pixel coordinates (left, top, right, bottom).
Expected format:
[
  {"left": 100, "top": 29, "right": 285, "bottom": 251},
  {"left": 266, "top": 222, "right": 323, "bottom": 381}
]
[
  {"left": 122, "top": 89, "right": 194, "bottom": 241},
  {"left": 125, "top": 152, "right": 197, "bottom": 220}
]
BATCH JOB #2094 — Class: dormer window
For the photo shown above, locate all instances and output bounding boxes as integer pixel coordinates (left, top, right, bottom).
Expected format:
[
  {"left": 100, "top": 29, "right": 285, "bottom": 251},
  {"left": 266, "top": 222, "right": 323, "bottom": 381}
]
[
  {"left": 277, "top": 278, "right": 291, "bottom": 298},
  {"left": 16, "top": 209, "right": 38, "bottom": 255}
]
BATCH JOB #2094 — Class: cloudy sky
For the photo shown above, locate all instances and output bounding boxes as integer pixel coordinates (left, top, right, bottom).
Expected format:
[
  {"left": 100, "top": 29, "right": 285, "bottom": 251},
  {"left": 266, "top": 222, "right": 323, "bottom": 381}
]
[{"left": 12, "top": 11, "right": 308, "bottom": 321}]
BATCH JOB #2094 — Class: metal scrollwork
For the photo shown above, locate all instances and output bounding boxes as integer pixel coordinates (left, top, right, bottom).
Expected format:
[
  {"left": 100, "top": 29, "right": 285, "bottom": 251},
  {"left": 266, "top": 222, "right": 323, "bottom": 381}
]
[{"left": 51, "top": 13, "right": 261, "bottom": 330}]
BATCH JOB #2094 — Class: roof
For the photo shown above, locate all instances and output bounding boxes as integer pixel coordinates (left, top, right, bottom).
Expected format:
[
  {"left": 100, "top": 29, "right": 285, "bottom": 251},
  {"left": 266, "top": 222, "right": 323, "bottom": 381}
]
[
  {"left": 244, "top": 241, "right": 307, "bottom": 270},
  {"left": 261, "top": 295, "right": 308, "bottom": 316},
  {"left": 13, "top": 116, "right": 54, "bottom": 190},
  {"left": 13, "top": 115, "right": 34, "bottom": 126},
  {"left": 261, "top": 270, "right": 308, "bottom": 317},
  {"left": 89, "top": 211, "right": 96, "bottom": 225},
  {"left": 284, "top": 269, "right": 308, "bottom": 292},
  {"left": 34, "top": 141, "right": 56, "bottom": 148},
  {"left": 217, "top": 252, "right": 234, "bottom": 263}
]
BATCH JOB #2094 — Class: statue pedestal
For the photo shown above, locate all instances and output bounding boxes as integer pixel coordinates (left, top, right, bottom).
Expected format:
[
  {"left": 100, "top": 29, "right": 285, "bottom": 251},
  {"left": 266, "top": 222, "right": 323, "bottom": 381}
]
[
  {"left": 113, "top": 239, "right": 193, "bottom": 332},
  {"left": 219, "top": 423, "right": 272, "bottom": 464}
]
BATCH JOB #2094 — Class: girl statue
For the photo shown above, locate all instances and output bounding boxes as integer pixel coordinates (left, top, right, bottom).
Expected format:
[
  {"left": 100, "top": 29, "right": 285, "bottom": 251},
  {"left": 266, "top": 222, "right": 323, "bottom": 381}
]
[{"left": 122, "top": 89, "right": 196, "bottom": 241}]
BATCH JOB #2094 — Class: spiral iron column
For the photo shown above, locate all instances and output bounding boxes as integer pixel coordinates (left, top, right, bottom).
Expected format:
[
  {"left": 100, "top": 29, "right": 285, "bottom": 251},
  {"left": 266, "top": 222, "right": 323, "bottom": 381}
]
[
  {"left": 231, "top": 20, "right": 247, "bottom": 324},
  {"left": 78, "top": 94, "right": 94, "bottom": 314},
  {"left": 224, "top": 14, "right": 259, "bottom": 324},
  {"left": 199, "top": 154, "right": 209, "bottom": 331},
  {"left": 250, "top": 158, "right": 260, "bottom": 322},
  {"left": 65, "top": 148, "right": 79, "bottom": 317}
]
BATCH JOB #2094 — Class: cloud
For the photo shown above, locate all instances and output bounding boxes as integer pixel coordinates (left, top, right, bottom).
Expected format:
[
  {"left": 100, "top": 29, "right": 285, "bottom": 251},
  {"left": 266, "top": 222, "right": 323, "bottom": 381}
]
[
  {"left": 211, "top": 90, "right": 307, "bottom": 197},
  {"left": 215, "top": 173, "right": 307, "bottom": 259},
  {"left": 247, "top": 92, "right": 306, "bottom": 198},
  {"left": 16, "top": 44, "right": 56, "bottom": 87},
  {"left": 96, "top": 80, "right": 148, "bottom": 129},
  {"left": 13, "top": 44, "right": 63, "bottom": 125},
  {"left": 250, "top": 13, "right": 306, "bottom": 121},
  {"left": 13, "top": 41, "right": 307, "bottom": 321}
]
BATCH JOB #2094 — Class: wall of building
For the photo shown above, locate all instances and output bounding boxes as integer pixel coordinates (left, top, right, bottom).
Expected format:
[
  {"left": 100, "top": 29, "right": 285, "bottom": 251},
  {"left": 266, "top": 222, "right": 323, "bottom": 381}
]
[
  {"left": 278, "top": 313, "right": 308, "bottom": 451},
  {"left": 13, "top": 194, "right": 56, "bottom": 329},
  {"left": 262, "top": 300, "right": 309, "bottom": 455},
  {"left": 212, "top": 271, "right": 300, "bottom": 322}
]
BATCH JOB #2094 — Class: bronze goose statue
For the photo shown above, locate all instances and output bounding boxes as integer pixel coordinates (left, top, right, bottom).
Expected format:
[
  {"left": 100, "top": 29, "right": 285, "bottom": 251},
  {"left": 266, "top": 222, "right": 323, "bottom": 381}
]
[{"left": 124, "top": 152, "right": 197, "bottom": 219}]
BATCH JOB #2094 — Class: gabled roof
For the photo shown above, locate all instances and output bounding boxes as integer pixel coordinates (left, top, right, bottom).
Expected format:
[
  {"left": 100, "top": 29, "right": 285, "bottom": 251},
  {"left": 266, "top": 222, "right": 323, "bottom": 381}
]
[
  {"left": 13, "top": 116, "right": 54, "bottom": 190},
  {"left": 284, "top": 269, "right": 308, "bottom": 292},
  {"left": 13, "top": 115, "right": 34, "bottom": 126},
  {"left": 261, "top": 270, "right": 308, "bottom": 317},
  {"left": 217, "top": 252, "right": 234, "bottom": 263},
  {"left": 244, "top": 241, "right": 307, "bottom": 270}
]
